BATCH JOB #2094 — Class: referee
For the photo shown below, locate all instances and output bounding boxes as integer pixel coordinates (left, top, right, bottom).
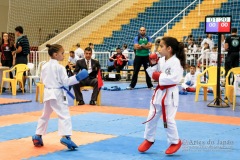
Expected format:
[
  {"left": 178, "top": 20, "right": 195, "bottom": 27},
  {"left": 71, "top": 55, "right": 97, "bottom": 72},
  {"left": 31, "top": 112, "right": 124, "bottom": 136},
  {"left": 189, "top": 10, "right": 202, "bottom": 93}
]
[
  {"left": 224, "top": 28, "right": 240, "bottom": 77},
  {"left": 127, "top": 27, "right": 153, "bottom": 90}
]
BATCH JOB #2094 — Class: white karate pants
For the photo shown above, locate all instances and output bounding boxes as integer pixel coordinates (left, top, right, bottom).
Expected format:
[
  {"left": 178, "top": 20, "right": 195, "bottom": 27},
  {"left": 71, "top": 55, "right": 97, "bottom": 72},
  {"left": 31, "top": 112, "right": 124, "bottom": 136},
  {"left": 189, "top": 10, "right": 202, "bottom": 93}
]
[
  {"left": 35, "top": 99, "right": 72, "bottom": 136},
  {"left": 144, "top": 102, "right": 179, "bottom": 144}
]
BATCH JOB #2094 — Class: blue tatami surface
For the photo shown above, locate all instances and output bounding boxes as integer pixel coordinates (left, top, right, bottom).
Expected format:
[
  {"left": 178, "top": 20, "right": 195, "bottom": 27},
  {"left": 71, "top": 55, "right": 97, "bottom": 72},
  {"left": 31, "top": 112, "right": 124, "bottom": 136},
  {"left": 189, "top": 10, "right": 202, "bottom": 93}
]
[
  {"left": 0, "top": 81, "right": 240, "bottom": 160},
  {"left": 0, "top": 82, "right": 239, "bottom": 117},
  {"left": 0, "top": 112, "right": 235, "bottom": 160}
]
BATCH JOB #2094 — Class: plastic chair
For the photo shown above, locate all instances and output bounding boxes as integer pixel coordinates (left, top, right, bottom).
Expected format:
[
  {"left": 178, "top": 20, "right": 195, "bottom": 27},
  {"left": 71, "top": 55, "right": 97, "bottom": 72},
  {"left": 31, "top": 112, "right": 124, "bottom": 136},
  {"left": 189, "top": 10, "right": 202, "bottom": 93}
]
[
  {"left": 233, "top": 74, "right": 240, "bottom": 110},
  {"left": 35, "top": 82, "right": 44, "bottom": 103},
  {"left": 0, "top": 64, "right": 29, "bottom": 95},
  {"left": 27, "top": 61, "right": 46, "bottom": 93},
  {"left": 195, "top": 66, "right": 225, "bottom": 101},
  {"left": 224, "top": 67, "right": 240, "bottom": 110},
  {"left": 74, "top": 86, "right": 101, "bottom": 106}
]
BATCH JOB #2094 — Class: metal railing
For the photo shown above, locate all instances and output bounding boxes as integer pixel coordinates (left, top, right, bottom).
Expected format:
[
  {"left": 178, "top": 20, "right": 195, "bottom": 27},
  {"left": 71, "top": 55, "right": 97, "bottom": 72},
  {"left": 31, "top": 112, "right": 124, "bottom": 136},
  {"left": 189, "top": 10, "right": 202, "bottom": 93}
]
[{"left": 151, "top": 0, "right": 200, "bottom": 39}]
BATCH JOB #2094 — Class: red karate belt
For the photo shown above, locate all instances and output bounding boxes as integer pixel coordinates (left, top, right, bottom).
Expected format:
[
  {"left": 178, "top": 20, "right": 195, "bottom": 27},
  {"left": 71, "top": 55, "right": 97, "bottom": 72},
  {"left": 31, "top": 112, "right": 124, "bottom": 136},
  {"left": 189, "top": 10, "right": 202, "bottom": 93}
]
[{"left": 142, "top": 84, "right": 176, "bottom": 128}]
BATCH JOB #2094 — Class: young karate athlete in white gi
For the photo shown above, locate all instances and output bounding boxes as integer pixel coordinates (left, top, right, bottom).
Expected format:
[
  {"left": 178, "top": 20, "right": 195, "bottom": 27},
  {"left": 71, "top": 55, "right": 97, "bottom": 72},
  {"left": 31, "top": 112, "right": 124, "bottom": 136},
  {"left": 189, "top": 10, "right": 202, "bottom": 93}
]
[
  {"left": 138, "top": 37, "right": 186, "bottom": 155},
  {"left": 32, "top": 44, "right": 88, "bottom": 150},
  {"left": 180, "top": 65, "right": 200, "bottom": 94}
]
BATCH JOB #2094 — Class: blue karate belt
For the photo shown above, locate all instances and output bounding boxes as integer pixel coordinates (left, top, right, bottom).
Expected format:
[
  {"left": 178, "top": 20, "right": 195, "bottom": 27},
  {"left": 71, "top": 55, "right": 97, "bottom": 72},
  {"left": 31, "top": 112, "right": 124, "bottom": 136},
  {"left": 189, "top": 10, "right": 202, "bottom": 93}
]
[{"left": 61, "top": 86, "right": 75, "bottom": 99}]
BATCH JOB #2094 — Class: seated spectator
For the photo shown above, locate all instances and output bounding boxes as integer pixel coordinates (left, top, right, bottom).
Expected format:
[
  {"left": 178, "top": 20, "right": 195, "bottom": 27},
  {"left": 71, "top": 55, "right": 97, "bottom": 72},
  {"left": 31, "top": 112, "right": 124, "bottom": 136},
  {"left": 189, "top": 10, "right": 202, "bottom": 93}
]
[
  {"left": 66, "top": 51, "right": 78, "bottom": 77},
  {"left": 107, "top": 47, "right": 128, "bottom": 80},
  {"left": 180, "top": 65, "right": 199, "bottom": 94},
  {"left": 73, "top": 47, "right": 101, "bottom": 105}
]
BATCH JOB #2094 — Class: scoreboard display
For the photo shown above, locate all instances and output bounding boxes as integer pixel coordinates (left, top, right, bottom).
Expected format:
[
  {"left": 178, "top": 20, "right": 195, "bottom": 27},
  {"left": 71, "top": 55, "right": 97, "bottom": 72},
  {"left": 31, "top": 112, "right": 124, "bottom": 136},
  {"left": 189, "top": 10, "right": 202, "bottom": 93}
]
[{"left": 205, "top": 16, "right": 231, "bottom": 33}]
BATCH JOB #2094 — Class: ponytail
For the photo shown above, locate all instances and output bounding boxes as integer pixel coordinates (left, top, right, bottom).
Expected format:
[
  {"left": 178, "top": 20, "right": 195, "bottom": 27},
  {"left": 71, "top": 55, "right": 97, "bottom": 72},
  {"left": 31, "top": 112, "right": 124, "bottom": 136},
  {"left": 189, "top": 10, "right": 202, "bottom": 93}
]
[
  {"left": 176, "top": 42, "right": 186, "bottom": 69},
  {"left": 46, "top": 44, "right": 62, "bottom": 56}
]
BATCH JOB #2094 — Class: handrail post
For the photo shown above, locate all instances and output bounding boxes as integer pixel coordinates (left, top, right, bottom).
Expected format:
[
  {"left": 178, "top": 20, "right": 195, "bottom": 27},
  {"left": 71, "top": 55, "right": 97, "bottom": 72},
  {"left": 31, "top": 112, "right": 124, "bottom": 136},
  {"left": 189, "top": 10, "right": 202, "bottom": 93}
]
[
  {"left": 183, "top": 10, "right": 185, "bottom": 28},
  {"left": 198, "top": 0, "right": 201, "bottom": 16},
  {"left": 151, "top": 0, "right": 197, "bottom": 38},
  {"left": 166, "top": 24, "right": 169, "bottom": 36}
]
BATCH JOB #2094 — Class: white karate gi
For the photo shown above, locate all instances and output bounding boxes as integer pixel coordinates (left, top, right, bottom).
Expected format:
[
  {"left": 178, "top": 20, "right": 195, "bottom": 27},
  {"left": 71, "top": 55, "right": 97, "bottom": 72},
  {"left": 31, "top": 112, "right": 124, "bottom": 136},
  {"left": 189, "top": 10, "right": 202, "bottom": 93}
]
[
  {"left": 36, "top": 59, "right": 79, "bottom": 136},
  {"left": 145, "top": 55, "right": 183, "bottom": 144},
  {"left": 181, "top": 72, "right": 199, "bottom": 89},
  {"left": 209, "top": 52, "right": 218, "bottom": 66}
]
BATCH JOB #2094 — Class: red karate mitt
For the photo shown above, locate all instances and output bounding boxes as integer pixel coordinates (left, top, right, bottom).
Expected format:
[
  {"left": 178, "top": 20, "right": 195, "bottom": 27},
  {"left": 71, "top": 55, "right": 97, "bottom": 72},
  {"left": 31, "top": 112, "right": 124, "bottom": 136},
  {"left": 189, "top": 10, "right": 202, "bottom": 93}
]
[{"left": 152, "top": 71, "right": 161, "bottom": 81}]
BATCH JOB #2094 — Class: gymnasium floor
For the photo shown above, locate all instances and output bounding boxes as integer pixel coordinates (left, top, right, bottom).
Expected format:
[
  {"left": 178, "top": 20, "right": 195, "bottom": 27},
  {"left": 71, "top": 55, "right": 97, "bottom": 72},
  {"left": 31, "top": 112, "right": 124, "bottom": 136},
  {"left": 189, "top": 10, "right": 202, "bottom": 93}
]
[{"left": 0, "top": 81, "right": 239, "bottom": 160}]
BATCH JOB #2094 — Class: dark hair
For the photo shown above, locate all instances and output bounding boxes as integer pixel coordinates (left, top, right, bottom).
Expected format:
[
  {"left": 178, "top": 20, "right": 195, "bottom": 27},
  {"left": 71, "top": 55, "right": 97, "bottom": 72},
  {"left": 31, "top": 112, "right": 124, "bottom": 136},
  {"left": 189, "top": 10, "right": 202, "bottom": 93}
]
[
  {"left": 232, "top": 28, "right": 237, "bottom": 33},
  {"left": 89, "top": 43, "right": 93, "bottom": 46},
  {"left": 161, "top": 36, "right": 186, "bottom": 69},
  {"left": 116, "top": 47, "right": 121, "bottom": 50},
  {"left": 15, "top": 26, "right": 23, "bottom": 34},
  {"left": 46, "top": 44, "right": 63, "bottom": 56},
  {"left": 190, "top": 65, "right": 196, "bottom": 68},
  {"left": 123, "top": 44, "right": 128, "bottom": 49},
  {"left": 1, "top": 32, "right": 10, "bottom": 45},
  {"left": 84, "top": 47, "right": 92, "bottom": 52},
  {"left": 69, "top": 50, "right": 74, "bottom": 54},
  {"left": 76, "top": 43, "right": 80, "bottom": 47}
]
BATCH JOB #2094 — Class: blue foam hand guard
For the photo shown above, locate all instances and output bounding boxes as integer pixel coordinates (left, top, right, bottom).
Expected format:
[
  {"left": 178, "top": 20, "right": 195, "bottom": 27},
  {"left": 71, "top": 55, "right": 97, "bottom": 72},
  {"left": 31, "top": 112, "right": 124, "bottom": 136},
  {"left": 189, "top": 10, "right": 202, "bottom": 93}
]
[
  {"left": 185, "top": 81, "right": 191, "bottom": 86},
  {"left": 76, "top": 69, "right": 88, "bottom": 81}
]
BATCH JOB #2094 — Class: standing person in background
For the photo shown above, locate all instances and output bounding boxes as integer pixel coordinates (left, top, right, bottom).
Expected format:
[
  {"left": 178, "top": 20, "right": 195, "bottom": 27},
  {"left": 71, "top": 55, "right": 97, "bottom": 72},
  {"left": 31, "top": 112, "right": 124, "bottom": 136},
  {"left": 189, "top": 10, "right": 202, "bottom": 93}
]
[
  {"left": 12, "top": 26, "right": 30, "bottom": 92},
  {"left": 221, "top": 34, "right": 226, "bottom": 52},
  {"left": 225, "top": 28, "right": 240, "bottom": 77},
  {"left": 138, "top": 36, "right": 185, "bottom": 155},
  {"left": 126, "top": 26, "right": 153, "bottom": 90},
  {"left": 75, "top": 43, "right": 84, "bottom": 59},
  {"left": 0, "top": 33, "right": 15, "bottom": 92},
  {"left": 209, "top": 46, "right": 218, "bottom": 66},
  {"left": 122, "top": 44, "right": 129, "bottom": 79},
  {"left": 122, "top": 43, "right": 129, "bottom": 58},
  {"left": 201, "top": 34, "right": 214, "bottom": 51},
  {"left": 89, "top": 43, "right": 95, "bottom": 59},
  {"left": 197, "top": 42, "right": 210, "bottom": 67}
]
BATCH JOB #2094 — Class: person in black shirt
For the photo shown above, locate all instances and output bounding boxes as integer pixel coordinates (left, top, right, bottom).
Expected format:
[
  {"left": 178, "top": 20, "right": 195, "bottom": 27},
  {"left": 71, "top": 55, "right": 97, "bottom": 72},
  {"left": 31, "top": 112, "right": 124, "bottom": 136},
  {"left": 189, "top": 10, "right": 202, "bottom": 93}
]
[
  {"left": 224, "top": 28, "right": 240, "bottom": 77},
  {"left": 12, "top": 26, "right": 30, "bottom": 92}
]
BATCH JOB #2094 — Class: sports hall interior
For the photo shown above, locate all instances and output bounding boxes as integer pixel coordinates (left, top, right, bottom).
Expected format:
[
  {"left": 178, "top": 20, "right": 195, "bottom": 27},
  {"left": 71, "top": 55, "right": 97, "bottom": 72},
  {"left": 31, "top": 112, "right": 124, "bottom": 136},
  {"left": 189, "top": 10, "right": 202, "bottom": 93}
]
[{"left": 0, "top": 0, "right": 239, "bottom": 159}]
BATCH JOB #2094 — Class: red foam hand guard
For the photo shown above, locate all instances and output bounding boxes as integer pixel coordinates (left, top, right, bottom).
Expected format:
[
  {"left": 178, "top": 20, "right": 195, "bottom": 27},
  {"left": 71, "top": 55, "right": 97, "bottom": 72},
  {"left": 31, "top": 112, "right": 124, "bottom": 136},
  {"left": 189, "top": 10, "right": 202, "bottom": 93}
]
[
  {"left": 149, "top": 53, "right": 159, "bottom": 66},
  {"left": 152, "top": 71, "right": 161, "bottom": 81}
]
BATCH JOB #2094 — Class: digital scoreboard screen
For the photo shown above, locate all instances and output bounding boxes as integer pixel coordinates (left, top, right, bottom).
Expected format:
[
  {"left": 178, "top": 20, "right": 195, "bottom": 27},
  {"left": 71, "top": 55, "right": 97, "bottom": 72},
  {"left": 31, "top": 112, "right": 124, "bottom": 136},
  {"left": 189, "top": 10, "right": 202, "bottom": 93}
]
[{"left": 205, "top": 16, "right": 231, "bottom": 33}]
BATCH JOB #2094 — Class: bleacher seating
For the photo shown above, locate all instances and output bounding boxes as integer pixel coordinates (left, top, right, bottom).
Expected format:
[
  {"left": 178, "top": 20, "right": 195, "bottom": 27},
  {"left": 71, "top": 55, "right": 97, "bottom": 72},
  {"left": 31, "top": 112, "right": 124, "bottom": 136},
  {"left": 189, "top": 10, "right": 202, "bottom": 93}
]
[
  {"left": 191, "top": 1, "right": 240, "bottom": 43},
  {"left": 94, "top": 0, "right": 200, "bottom": 52}
]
